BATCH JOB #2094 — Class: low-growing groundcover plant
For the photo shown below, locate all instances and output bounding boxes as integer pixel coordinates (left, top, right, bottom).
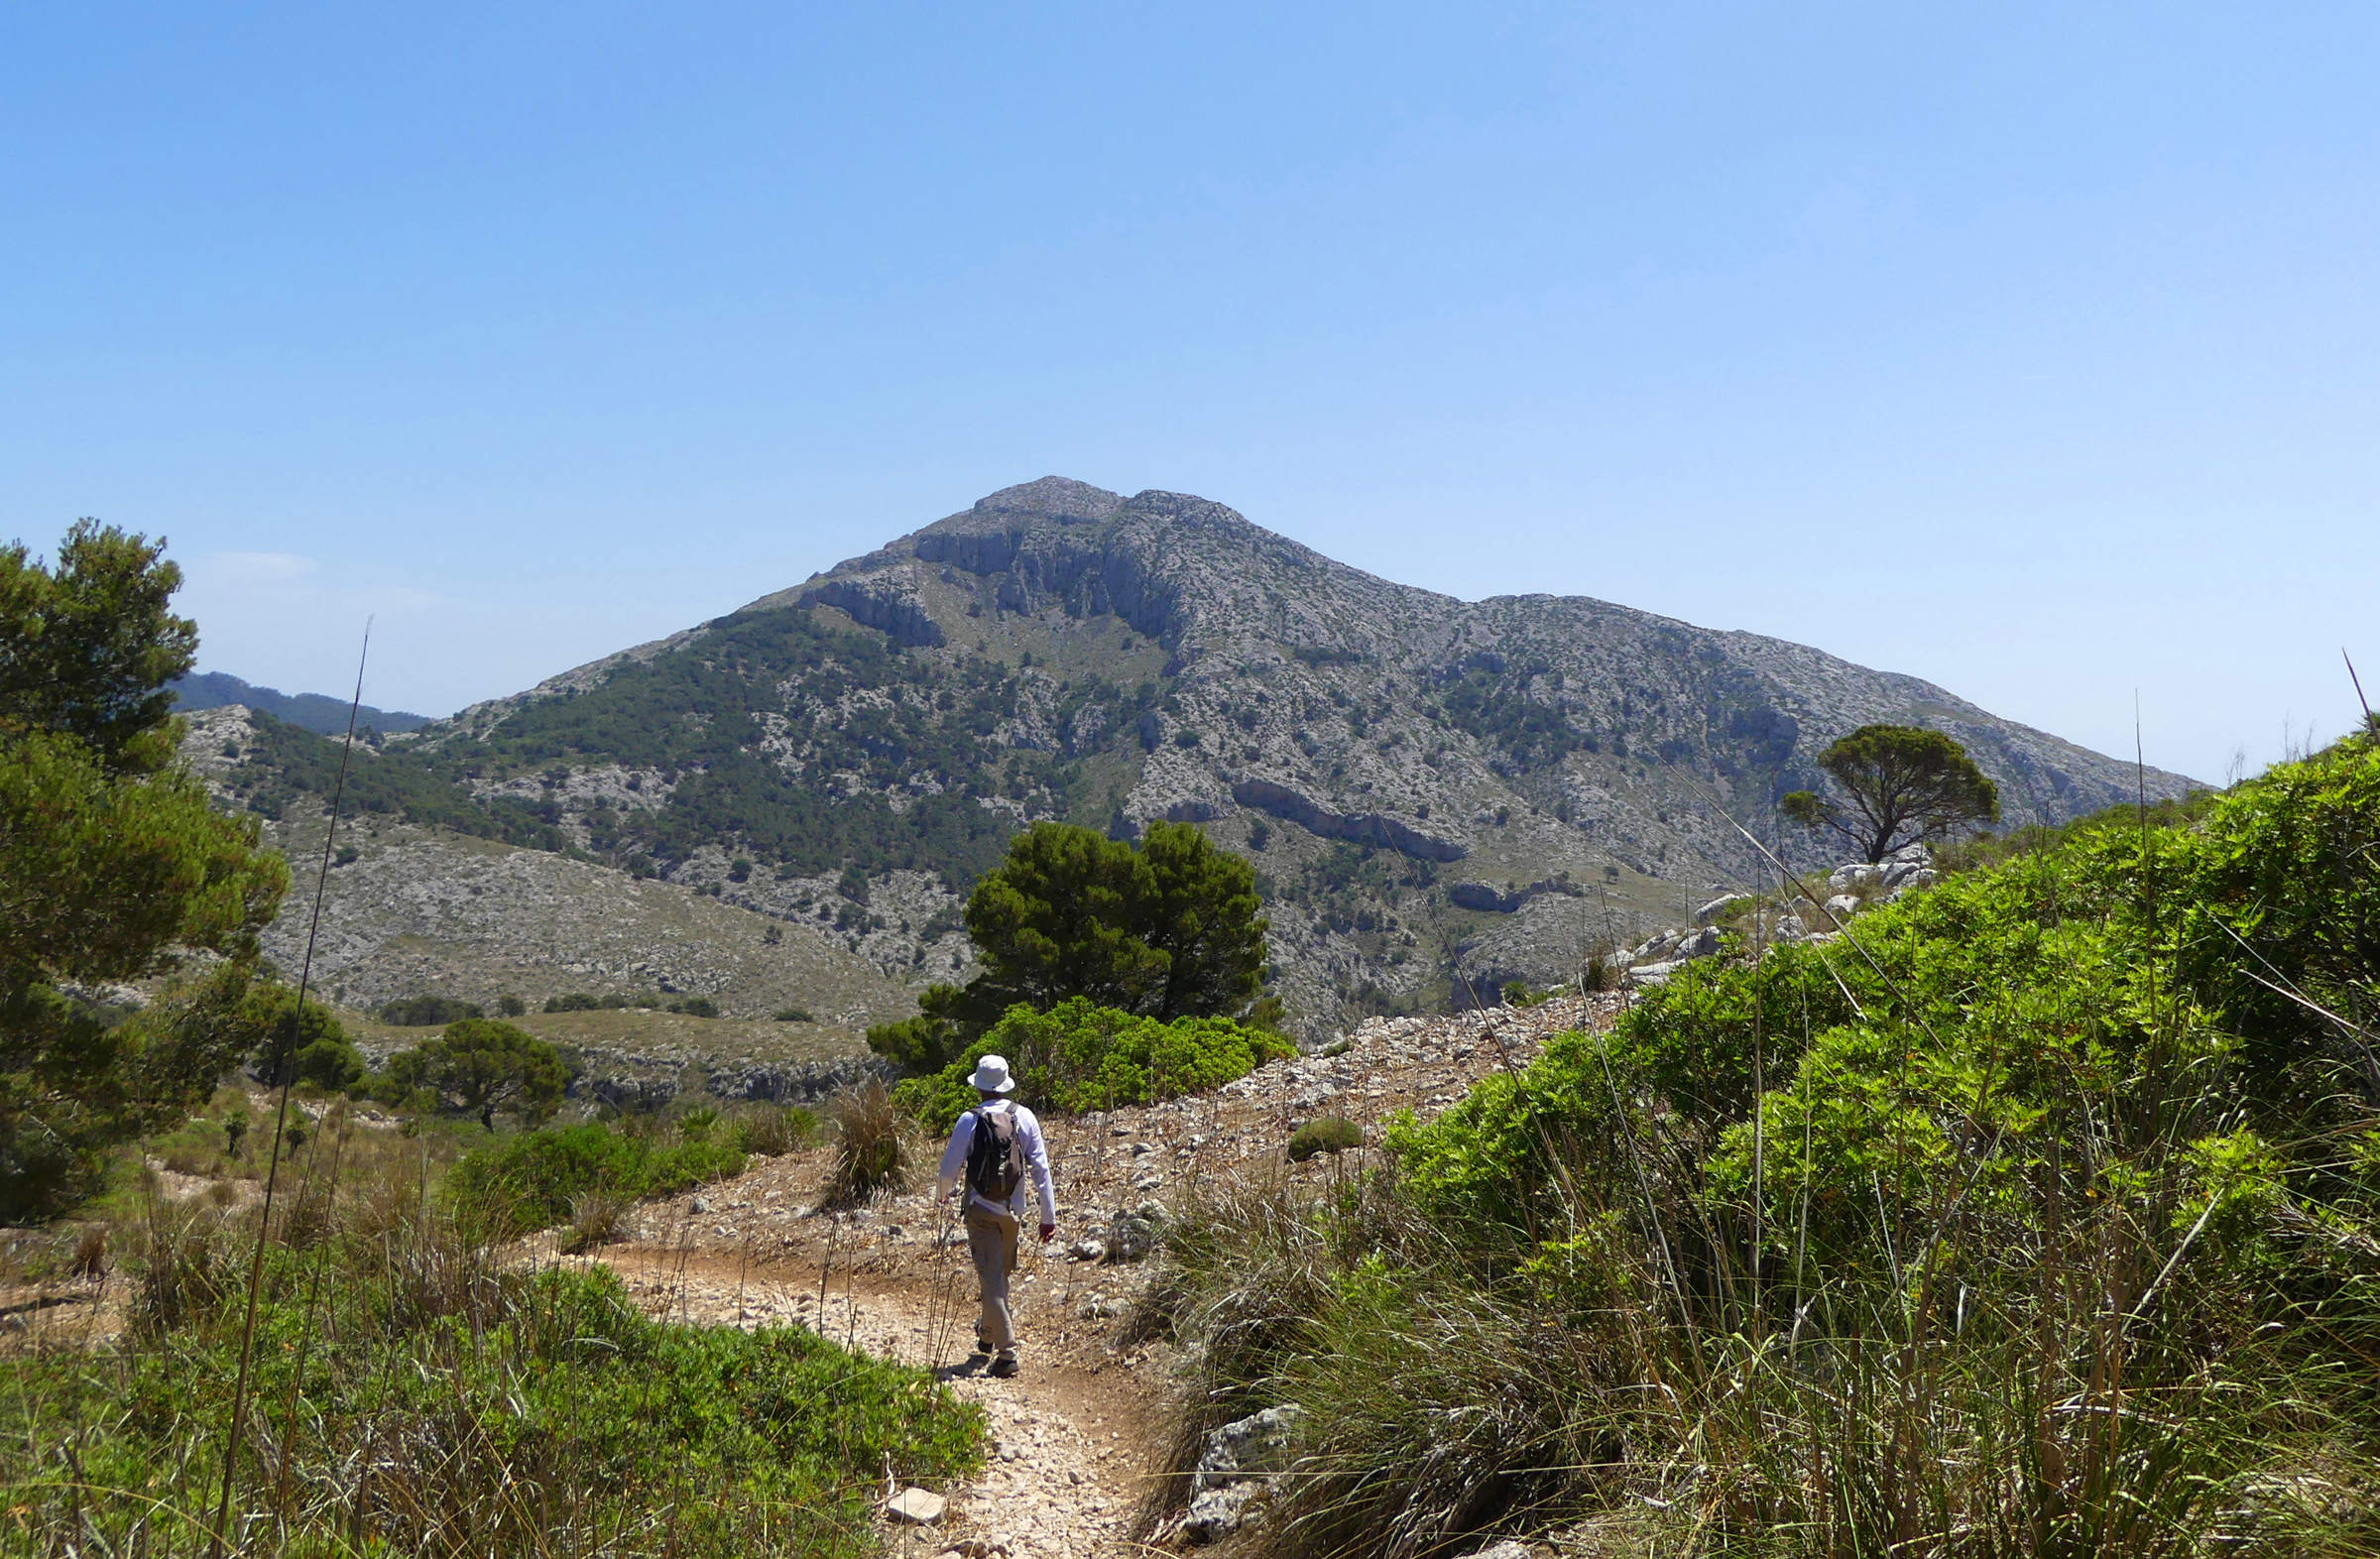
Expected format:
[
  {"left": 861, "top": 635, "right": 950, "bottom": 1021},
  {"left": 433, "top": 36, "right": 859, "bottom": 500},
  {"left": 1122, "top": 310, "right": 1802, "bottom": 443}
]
[
  {"left": 4, "top": 1126, "right": 982, "bottom": 1557},
  {"left": 893, "top": 997, "right": 1294, "bottom": 1132},
  {"left": 1285, "top": 1117, "right": 1364, "bottom": 1162},
  {"left": 1143, "top": 731, "right": 2380, "bottom": 1559}
]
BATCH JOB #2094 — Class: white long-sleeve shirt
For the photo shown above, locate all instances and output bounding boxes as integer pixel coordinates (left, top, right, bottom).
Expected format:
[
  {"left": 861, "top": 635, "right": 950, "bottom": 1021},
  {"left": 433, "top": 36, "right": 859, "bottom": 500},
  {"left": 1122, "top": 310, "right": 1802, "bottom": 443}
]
[{"left": 936, "top": 1098, "right": 1057, "bottom": 1224}]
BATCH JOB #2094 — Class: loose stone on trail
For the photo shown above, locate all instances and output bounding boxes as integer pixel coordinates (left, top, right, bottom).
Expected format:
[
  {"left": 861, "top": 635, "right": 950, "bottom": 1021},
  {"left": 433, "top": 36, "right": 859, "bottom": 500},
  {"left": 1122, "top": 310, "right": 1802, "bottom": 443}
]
[{"left": 886, "top": 1487, "right": 948, "bottom": 1524}]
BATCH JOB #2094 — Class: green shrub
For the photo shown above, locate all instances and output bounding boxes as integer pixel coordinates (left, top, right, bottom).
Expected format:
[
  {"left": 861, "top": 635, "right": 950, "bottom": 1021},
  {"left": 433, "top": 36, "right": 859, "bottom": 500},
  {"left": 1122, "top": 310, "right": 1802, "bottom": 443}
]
[
  {"left": 1286, "top": 1117, "right": 1364, "bottom": 1162},
  {"left": 543, "top": 991, "right": 654, "bottom": 1013},
  {"left": 376, "top": 994, "right": 483, "bottom": 1026},
  {"left": 449, "top": 1121, "right": 745, "bottom": 1230},
  {"left": 667, "top": 996, "right": 720, "bottom": 1018},
  {"left": 892, "top": 998, "right": 1294, "bottom": 1131},
  {"left": 732, "top": 1103, "right": 822, "bottom": 1156},
  {"left": 774, "top": 1006, "right": 815, "bottom": 1022}
]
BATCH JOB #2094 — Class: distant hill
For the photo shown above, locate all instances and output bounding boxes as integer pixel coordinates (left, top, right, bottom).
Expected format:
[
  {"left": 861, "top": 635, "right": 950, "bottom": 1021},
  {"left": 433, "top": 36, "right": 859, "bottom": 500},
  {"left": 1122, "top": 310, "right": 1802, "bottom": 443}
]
[
  {"left": 172, "top": 670, "right": 432, "bottom": 736},
  {"left": 210, "top": 477, "right": 2202, "bottom": 1035}
]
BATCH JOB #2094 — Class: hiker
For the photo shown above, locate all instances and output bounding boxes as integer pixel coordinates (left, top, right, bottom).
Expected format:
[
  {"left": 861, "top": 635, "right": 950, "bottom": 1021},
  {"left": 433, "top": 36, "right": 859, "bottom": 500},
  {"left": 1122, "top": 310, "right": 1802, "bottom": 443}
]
[{"left": 935, "top": 1053, "right": 1057, "bottom": 1379}]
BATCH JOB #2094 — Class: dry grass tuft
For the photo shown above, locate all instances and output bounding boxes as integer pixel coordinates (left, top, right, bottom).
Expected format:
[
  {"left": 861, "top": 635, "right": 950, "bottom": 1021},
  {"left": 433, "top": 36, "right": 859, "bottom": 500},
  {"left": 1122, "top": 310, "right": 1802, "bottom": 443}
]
[
  {"left": 560, "top": 1188, "right": 633, "bottom": 1254},
  {"left": 823, "top": 1080, "right": 911, "bottom": 1206},
  {"left": 126, "top": 1197, "right": 233, "bottom": 1340},
  {"left": 68, "top": 1226, "right": 106, "bottom": 1279}
]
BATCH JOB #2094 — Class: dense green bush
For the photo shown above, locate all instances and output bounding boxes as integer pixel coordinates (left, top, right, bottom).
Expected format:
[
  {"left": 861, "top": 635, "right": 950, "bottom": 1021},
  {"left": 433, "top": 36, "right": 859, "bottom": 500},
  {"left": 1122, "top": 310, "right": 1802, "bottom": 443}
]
[
  {"left": 376, "top": 994, "right": 483, "bottom": 1026},
  {"left": 871, "top": 819, "right": 1273, "bottom": 1068},
  {"left": 449, "top": 1120, "right": 745, "bottom": 1229},
  {"left": 545, "top": 991, "right": 620, "bottom": 1012},
  {"left": 1147, "top": 734, "right": 2380, "bottom": 1558},
  {"left": 893, "top": 997, "right": 1293, "bottom": 1131}
]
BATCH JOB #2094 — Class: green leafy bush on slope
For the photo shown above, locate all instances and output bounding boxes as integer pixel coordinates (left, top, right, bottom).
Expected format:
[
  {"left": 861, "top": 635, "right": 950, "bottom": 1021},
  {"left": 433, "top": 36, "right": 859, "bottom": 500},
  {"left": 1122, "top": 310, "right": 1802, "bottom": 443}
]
[
  {"left": 1146, "top": 733, "right": 2380, "bottom": 1559},
  {"left": 449, "top": 1120, "right": 746, "bottom": 1229}
]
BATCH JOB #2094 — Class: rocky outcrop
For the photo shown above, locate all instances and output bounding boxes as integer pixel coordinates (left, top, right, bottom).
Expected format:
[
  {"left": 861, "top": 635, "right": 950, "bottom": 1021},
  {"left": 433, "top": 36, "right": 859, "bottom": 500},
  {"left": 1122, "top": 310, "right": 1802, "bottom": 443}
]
[
  {"left": 1232, "top": 779, "right": 1467, "bottom": 862},
  {"left": 1448, "top": 878, "right": 1579, "bottom": 913},
  {"left": 794, "top": 568, "right": 945, "bottom": 648},
  {"left": 1622, "top": 843, "right": 1949, "bottom": 982}
]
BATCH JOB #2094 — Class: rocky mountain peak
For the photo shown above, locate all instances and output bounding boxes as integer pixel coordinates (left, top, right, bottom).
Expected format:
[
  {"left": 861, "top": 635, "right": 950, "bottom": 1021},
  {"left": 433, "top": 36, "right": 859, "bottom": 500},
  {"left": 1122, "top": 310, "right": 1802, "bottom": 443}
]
[
  {"left": 231, "top": 478, "right": 2205, "bottom": 1037},
  {"left": 965, "top": 475, "right": 1126, "bottom": 526}
]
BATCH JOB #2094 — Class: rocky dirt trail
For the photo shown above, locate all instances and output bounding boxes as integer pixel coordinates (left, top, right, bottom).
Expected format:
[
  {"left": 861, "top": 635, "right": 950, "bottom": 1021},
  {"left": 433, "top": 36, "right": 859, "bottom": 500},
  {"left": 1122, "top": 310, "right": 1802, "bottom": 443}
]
[
  {"left": 3, "top": 995, "right": 1617, "bottom": 1557},
  {"left": 573, "top": 994, "right": 1620, "bottom": 1559}
]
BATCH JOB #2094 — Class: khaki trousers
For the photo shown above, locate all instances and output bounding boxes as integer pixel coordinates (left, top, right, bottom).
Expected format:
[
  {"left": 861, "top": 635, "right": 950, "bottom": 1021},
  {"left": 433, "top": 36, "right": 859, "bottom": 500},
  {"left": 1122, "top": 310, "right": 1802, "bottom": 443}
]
[{"left": 965, "top": 1203, "right": 1022, "bottom": 1352}]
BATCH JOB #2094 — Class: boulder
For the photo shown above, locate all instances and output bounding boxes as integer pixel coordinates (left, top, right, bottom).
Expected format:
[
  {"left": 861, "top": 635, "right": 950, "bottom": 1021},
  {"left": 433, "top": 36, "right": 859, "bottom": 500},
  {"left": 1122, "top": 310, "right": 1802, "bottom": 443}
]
[
  {"left": 1695, "top": 894, "right": 1753, "bottom": 925},
  {"left": 1626, "top": 924, "right": 1719, "bottom": 972},
  {"left": 885, "top": 1488, "right": 947, "bottom": 1525},
  {"left": 1183, "top": 1405, "right": 1304, "bottom": 1543},
  {"left": 1104, "top": 1201, "right": 1171, "bottom": 1260},
  {"left": 1823, "top": 894, "right": 1861, "bottom": 923},
  {"left": 1184, "top": 1482, "right": 1266, "bottom": 1544}
]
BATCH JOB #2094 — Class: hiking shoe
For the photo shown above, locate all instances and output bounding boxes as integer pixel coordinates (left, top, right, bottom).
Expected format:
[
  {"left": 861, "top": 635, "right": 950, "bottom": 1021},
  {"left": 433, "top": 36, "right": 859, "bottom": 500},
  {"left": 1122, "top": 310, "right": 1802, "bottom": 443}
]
[{"left": 989, "top": 1353, "right": 1020, "bottom": 1379}]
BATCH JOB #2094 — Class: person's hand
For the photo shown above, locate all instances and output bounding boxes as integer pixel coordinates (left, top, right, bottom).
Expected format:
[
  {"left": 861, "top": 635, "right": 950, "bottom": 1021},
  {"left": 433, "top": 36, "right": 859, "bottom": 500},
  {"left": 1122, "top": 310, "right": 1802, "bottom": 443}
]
[{"left": 1039, "top": 1223, "right": 1056, "bottom": 1244}]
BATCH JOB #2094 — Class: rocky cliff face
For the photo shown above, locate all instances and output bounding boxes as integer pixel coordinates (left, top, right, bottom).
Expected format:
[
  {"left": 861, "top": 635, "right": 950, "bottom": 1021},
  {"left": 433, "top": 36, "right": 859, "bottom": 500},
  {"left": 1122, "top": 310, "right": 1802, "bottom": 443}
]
[{"left": 237, "top": 478, "right": 2197, "bottom": 1038}]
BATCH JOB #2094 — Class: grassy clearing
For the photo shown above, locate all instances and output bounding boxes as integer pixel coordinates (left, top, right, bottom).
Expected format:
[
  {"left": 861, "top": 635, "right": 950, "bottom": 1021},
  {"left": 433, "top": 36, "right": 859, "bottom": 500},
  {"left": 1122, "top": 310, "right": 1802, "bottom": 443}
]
[
  {"left": 1, "top": 1103, "right": 978, "bottom": 1557},
  {"left": 1140, "top": 733, "right": 2380, "bottom": 1558}
]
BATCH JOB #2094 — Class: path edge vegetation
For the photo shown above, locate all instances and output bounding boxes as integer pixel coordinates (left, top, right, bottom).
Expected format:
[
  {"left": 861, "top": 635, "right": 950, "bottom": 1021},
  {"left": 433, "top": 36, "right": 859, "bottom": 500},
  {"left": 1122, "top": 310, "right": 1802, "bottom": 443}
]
[{"left": 1136, "top": 725, "right": 2380, "bottom": 1558}]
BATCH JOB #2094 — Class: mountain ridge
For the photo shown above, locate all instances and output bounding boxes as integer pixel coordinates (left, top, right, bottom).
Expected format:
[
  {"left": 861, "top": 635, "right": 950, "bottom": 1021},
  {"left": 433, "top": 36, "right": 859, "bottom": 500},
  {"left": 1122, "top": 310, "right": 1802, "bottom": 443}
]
[
  {"left": 224, "top": 477, "right": 2198, "bottom": 1035},
  {"left": 173, "top": 669, "right": 433, "bottom": 736}
]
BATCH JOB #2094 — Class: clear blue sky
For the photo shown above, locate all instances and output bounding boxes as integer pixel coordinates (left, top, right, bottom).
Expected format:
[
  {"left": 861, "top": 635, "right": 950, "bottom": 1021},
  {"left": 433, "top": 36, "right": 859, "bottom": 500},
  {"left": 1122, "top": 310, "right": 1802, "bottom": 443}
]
[{"left": 6, "top": 4, "right": 2375, "bottom": 782}]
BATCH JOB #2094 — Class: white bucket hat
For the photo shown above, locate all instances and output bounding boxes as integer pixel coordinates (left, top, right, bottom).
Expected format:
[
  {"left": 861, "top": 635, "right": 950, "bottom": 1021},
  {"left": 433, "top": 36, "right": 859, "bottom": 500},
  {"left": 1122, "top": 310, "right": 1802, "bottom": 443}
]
[{"left": 968, "top": 1053, "right": 1016, "bottom": 1095}]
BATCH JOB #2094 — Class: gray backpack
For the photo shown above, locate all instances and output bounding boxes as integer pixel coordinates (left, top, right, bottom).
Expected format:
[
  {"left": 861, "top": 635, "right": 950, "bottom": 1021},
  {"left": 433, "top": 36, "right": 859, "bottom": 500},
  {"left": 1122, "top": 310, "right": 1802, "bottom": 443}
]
[{"left": 965, "top": 1105, "right": 1022, "bottom": 1201}]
